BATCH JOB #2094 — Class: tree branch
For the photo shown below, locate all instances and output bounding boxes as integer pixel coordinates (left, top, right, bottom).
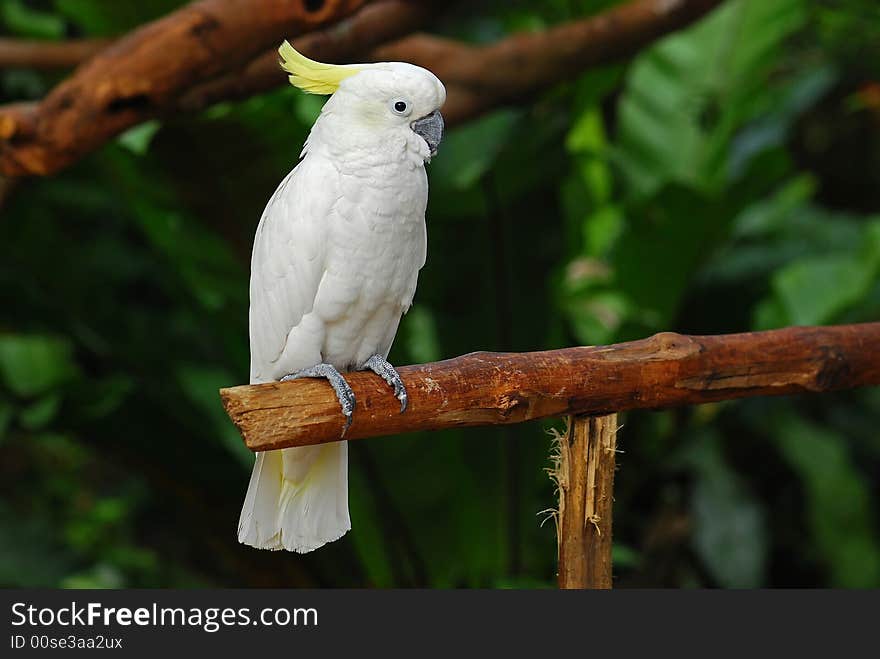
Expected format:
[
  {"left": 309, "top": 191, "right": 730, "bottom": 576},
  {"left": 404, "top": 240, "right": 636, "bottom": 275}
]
[
  {"left": 0, "top": 37, "right": 109, "bottom": 69},
  {"left": 0, "top": 0, "right": 375, "bottom": 176},
  {"left": 181, "top": 0, "right": 724, "bottom": 122},
  {"left": 177, "top": 0, "right": 440, "bottom": 112},
  {"left": 0, "top": 0, "right": 722, "bottom": 177},
  {"left": 377, "top": 0, "right": 723, "bottom": 124},
  {"left": 220, "top": 323, "right": 880, "bottom": 452}
]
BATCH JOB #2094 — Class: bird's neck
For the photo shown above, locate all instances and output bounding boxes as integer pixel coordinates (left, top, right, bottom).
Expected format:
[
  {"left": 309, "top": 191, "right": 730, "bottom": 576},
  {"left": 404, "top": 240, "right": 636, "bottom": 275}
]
[{"left": 302, "top": 114, "right": 429, "bottom": 171}]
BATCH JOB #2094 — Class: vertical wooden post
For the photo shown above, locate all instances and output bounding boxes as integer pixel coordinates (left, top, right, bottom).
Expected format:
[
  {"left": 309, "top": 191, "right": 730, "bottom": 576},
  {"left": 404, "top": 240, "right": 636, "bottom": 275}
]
[{"left": 554, "top": 413, "right": 618, "bottom": 589}]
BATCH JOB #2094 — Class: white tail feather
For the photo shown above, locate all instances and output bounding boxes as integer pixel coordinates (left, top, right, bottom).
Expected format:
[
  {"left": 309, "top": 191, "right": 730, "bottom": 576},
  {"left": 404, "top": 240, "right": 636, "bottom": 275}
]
[{"left": 238, "top": 442, "right": 350, "bottom": 553}]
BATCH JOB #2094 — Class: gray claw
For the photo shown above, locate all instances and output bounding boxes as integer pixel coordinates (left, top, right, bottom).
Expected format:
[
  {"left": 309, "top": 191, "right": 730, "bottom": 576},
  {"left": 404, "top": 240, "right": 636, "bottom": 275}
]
[
  {"left": 361, "top": 354, "right": 408, "bottom": 414},
  {"left": 281, "top": 363, "right": 355, "bottom": 436}
]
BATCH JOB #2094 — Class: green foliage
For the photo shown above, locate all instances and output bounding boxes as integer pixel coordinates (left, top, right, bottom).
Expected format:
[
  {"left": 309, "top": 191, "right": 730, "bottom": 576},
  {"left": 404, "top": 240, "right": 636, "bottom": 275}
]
[
  {"left": 686, "top": 430, "right": 767, "bottom": 588},
  {"left": 770, "top": 412, "right": 880, "bottom": 587},
  {"left": 2, "top": 1, "right": 64, "bottom": 38},
  {"left": 53, "top": 0, "right": 186, "bottom": 36},
  {"left": 0, "top": 334, "right": 77, "bottom": 398},
  {"left": 754, "top": 217, "right": 880, "bottom": 327},
  {"left": 1, "top": 0, "right": 878, "bottom": 588},
  {"left": 615, "top": 0, "right": 807, "bottom": 198}
]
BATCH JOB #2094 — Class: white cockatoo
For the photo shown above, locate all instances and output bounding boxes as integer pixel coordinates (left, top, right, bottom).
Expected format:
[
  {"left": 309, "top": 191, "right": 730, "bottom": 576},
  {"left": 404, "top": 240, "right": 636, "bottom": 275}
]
[{"left": 238, "top": 42, "right": 446, "bottom": 553}]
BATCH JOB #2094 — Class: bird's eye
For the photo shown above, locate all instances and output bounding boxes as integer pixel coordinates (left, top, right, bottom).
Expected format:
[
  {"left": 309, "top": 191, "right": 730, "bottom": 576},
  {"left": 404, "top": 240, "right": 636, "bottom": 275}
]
[{"left": 391, "top": 99, "right": 411, "bottom": 116}]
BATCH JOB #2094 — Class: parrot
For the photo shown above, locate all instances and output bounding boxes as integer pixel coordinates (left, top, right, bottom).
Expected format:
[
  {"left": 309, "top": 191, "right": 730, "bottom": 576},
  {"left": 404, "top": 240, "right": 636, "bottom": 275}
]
[{"left": 237, "top": 41, "right": 446, "bottom": 553}]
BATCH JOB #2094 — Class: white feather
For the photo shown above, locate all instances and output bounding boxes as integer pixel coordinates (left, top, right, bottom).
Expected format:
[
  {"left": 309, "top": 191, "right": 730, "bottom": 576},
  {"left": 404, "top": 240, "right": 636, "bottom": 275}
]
[{"left": 238, "top": 61, "right": 445, "bottom": 553}]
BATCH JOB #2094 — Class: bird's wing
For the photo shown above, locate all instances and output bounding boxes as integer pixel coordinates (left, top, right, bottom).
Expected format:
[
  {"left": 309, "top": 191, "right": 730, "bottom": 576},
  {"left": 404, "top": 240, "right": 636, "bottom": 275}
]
[{"left": 248, "top": 158, "right": 334, "bottom": 383}]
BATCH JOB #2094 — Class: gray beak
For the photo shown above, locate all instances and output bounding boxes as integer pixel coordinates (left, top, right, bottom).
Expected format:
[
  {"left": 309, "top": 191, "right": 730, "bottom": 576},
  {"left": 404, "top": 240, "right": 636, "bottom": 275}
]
[{"left": 411, "top": 110, "right": 444, "bottom": 157}]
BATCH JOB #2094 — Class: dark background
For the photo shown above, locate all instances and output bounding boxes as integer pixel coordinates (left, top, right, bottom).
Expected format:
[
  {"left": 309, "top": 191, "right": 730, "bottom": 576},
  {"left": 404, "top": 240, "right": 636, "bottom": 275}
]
[{"left": 1, "top": 0, "right": 878, "bottom": 588}]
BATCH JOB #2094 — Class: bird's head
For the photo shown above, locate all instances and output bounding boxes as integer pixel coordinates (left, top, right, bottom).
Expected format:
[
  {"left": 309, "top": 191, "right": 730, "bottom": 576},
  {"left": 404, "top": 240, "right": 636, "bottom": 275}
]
[{"left": 279, "top": 41, "right": 446, "bottom": 163}]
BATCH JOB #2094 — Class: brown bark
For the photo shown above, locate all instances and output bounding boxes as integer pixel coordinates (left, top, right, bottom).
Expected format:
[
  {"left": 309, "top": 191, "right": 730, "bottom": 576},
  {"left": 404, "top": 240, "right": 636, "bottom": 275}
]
[
  {"left": 554, "top": 414, "right": 617, "bottom": 589},
  {"left": 0, "top": 0, "right": 374, "bottom": 176},
  {"left": 0, "top": 38, "right": 109, "bottom": 70},
  {"left": 177, "top": 0, "right": 439, "bottom": 111},
  {"left": 0, "top": 0, "right": 722, "bottom": 177},
  {"left": 180, "top": 0, "right": 723, "bottom": 124},
  {"left": 220, "top": 322, "right": 880, "bottom": 452},
  {"left": 377, "top": 0, "right": 723, "bottom": 125}
]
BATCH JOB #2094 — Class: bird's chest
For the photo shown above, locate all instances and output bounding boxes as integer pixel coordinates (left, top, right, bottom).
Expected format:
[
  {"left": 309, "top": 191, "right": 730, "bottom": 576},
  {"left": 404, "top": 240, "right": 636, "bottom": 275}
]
[{"left": 325, "top": 167, "right": 428, "bottom": 301}]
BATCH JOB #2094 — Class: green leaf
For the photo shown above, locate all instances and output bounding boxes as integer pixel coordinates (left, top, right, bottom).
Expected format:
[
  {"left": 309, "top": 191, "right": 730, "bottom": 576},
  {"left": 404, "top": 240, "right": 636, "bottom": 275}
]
[
  {"left": 569, "top": 64, "right": 625, "bottom": 114},
  {"left": 19, "top": 393, "right": 61, "bottom": 430},
  {"left": 117, "top": 121, "right": 161, "bottom": 156},
  {"left": 728, "top": 66, "right": 837, "bottom": 179},
  {"left": 1, "top": 0, "right": 65, "bottom": 38},
  {"left": 611, "top": 185, "right": 729, "bottom": 332},
  {"left": 53, "top": 0, "right": 185, "bottom": 36},
  {"left": 65, "top": 497, "right": 129, "bottom": 551},
  {"left": 746, "top": 216, "right": 880, "bottom": 327},
  {"left": 401, "top": 306, "right": 441, "bottom": 365},
  {"left": 773, "top": 255, "right": 877, "bottom": 325},
  {"left": 566, "top": 105, "right": 615, "bottom": 239},
  {"left": 569, "top": 116, "right": 612, "bottom": 203},
  {"left": 431, "top": 111, "right": 519, "bottom": 190},
  {"left": 771, "top": 413, "right": 880, "bottom": 587},
  {"left": 687, "top": 431, "right": 768, "bottom": 588},
  {"left": 732, "top": 175, "right": 816, "bottom": 238},
  {"left": 768, "top": 221, "right": 880, "bottom": 325},
  {"left": 615, "top": 0, "right": 808, "bottom": 197},
  {"left": 0, "top": 335, "right": 78, "bottom": 398},
  {"left": 131, "top": 206, "right": 244, "bottom": 311},
  {"left": 583, "top": 205, "right": 624, "bottom": 257}
]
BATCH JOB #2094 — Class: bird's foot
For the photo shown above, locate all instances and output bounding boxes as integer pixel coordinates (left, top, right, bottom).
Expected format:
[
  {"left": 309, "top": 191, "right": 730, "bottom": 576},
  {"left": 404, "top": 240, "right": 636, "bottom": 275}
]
[
  {"left": 280, "top": 363, "right": 356, "bottom": 436},
  {"left": 361, "top": 354, "right": 408, "bottom": 413}
]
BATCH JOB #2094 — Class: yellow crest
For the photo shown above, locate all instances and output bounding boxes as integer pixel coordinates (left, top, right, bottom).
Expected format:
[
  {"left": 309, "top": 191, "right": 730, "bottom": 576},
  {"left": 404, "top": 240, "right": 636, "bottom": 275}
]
[{"left": 278, "top": 41, "right": 362, "bottom": 95}]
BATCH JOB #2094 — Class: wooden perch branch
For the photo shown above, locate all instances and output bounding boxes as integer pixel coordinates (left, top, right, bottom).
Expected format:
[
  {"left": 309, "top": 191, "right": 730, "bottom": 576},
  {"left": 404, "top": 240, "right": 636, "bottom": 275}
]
[
  {"left": 221, "top": 322, "right": 880, "bottom": 452},
  {"left": 0, "top": 0, "right": 721, "bottom": 177}
]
